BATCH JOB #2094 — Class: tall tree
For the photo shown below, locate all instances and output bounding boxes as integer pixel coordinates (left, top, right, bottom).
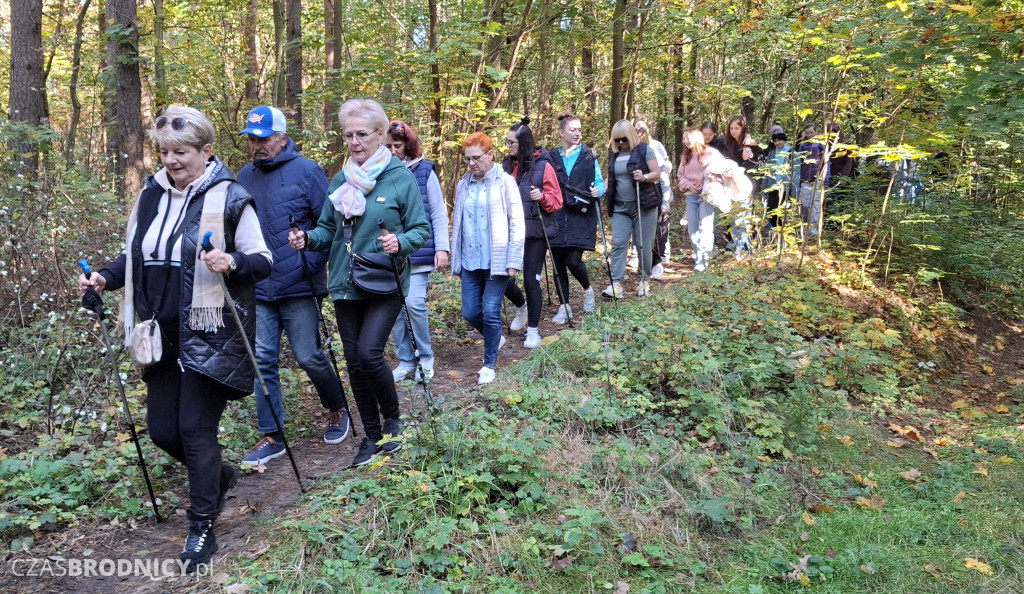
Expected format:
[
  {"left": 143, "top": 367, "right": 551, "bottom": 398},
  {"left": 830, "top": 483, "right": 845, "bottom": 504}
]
[
  {"left": 65, "top": 0, "right": 93, "bottom": 166},
  {"left": 284, "top": 0, "right": 303, "bottom": 130},
  {"left": 609, "top": 0, "right": 627, "bottom": 127},
  {"left": 105, "top": 0, "right": 144, "bottom": 200},
  {"left": 8, "top": 0, "right": 49, "bottom": 172},
  {"left": 272, "top": 0, "right": 286, "bottom": 106},
  {"left": 244, "top": 0, "right": 261, "bottom": 101}
]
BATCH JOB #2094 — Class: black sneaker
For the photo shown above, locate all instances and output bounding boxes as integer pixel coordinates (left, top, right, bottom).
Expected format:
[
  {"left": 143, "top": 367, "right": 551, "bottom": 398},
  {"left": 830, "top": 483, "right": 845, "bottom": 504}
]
[
  {"left": 216, "top": 464, "right": 240, "bottom": 515},
  {"left": 352, "top": 437, "right": 381, "bottom": 467},
  {"left": 324, "top": 408, "right": 351, "bottom": 444},
  {"left": 180, "top": 511, "right": 217, "bottom": 573},
  {"left": 380, "top": 418, "right": 404, "bottom": 454}
]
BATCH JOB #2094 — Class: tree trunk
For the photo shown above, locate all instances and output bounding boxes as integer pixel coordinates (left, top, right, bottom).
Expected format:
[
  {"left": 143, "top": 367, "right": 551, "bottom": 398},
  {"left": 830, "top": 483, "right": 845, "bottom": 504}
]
[
  {"left": 285, "top": 0, "right": 303, "bottom": 131},
  {"left": 428, "top": 0, "right": 442, "bottom": 158},
  {"left": 272, "top": 0, "right": 286, "bottom": 106},
  {"left": 105, "top": 0, "right": 144, "bottom": 201},
  {"left": 741, "top": 96, "right": 755, "bottom": 132},
  {"left": 152, "top": 0, "right": 168, "bottom": 108},
  {"left": 244, "top": 0, "right": 260, "bottom": 101},
  {"left": 609, "top": 0, "right": 627, "bottom": 127},
  {"left": 66, "top": 0, "right": 93, "bottom": 166},
  {"left": 8, "top": 0, "right": 49, "bottom": 172}
]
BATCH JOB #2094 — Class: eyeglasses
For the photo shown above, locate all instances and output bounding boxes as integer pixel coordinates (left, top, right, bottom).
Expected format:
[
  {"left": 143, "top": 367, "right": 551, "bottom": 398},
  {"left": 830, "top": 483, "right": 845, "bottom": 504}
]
[
  {"left": 614, "top": 137, "right": 629, "bottom": 144},
  {"left": 463, "top": 153, "right": 489, "bottom": 164},
  {"left": 635, "top": 128, "right": 647, "bottom": 135},
  {"left": 155, "top": 116, "right": 188, "bottom": 131},
  {"left": 343, "top": 129, "right": 379, "bottom": 143},
  {"left": 504, "top": 139, "right": 517, "bottom": 147}
]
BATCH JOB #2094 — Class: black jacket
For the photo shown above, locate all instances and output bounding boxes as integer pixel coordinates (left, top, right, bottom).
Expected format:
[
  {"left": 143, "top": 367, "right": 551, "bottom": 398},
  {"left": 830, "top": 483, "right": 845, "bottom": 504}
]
[
  {"left": 101, "top": 159, "right": 271, "bottom": 394},
  {"left": 548, "top": 144, "right": 600, "bottom": 250},
  {"left": 503, "top": 148, "right": 560, "bottom": 240},
  {"left": 606, "top": 141, "right": 662, "bottom": 217}
]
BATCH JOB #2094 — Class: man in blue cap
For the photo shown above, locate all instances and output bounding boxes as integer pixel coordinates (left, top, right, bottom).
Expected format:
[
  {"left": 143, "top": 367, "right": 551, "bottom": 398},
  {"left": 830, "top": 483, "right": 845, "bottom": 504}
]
[{"left": 236, "top": 105, "right": 351, "bottom": 467}]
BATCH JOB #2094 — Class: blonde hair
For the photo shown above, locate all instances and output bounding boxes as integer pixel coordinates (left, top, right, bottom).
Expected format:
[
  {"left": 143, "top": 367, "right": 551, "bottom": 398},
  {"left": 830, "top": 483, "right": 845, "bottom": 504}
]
[
  {"left": 608, "top": 119, "right": 640, "bottom": 152},
  {"left": 337, "top": 98, "right": 389, "bottom": 132},
  {"left": 148, "top": 104, "right": 216, "bottom": 149}
]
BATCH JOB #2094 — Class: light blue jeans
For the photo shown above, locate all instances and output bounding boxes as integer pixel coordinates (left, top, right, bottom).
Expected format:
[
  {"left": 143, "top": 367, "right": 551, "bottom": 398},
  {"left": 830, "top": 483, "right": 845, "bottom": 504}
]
[
  {"left": 611, "top": 204, "right": 659, "bottom": 283},
  {"left": 460, "top": 269, "right": 510, "bottom": 369},
  {"left": 390, "top": 270, "right": 434, "bottom": 367},
  {"left": 684, "top": 194, "right": 715, "bottom": 268},
  {"left": 254, "top": 298, "right": 344, "bottom": 435}
]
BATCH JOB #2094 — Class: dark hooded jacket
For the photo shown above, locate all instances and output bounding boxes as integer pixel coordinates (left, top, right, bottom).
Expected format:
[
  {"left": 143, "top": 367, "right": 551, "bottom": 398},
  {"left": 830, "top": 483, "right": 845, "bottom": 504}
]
[
  {"left": 100, "top": 158, "right": 272, "bottom": 394},
  {"left": 236, "top": 137, "right": 329, "bottom": 301}
]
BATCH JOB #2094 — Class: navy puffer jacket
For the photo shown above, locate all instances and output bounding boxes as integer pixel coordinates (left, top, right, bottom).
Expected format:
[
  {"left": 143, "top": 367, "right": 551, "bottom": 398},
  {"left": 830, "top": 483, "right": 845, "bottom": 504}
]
[{"left": 237, "top": 138, "right": 329, "bottom": 301}]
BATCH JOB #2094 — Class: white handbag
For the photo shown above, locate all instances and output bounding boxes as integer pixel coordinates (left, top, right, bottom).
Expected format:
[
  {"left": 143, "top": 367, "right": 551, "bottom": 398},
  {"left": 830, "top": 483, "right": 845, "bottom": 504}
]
[{"left": 129, "top": 319, "right": 163, "bottom": 367}]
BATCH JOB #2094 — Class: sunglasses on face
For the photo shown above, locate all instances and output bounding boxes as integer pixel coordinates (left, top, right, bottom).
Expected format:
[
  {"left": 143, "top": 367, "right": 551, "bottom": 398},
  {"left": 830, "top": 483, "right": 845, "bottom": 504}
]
[
  {"left": 155, "top": 116, "right": 188, "bottom": 131},
  {"left": 635, "top": 128, "right": 647, "bottom": 134},
  {"left": 614, "top": 137, "right": 629, "bottom": 144}
]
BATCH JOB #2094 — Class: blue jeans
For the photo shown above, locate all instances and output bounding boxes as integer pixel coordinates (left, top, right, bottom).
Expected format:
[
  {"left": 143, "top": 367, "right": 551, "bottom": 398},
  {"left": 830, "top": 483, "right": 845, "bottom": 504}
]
[
  {"left": 460, "top": 269, "right": 510, "bottom": 369},
  {"left": 684, "top": 194, "right": 715, "bottom": 268},
  {"left": 391, "top": 271, "right": 434, "bottom": 366},
  {"left": 254, "top": 298, "right": 345, "bottom": 436}
]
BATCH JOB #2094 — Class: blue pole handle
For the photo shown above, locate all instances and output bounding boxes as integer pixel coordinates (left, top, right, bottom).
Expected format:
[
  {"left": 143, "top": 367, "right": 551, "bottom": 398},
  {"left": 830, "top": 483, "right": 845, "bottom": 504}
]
[
  {"left": 78, "top": 259, "right": 92, "bottom": 278},
  {"left": 202, "top": 231, "right": 214, "bottom": 252}
]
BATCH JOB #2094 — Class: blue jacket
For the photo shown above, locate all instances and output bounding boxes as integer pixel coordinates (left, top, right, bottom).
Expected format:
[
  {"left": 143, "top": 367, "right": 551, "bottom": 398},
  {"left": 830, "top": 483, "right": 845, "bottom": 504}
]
[{"left": 237, "top": 138, "right": 329, "bottom": 301}]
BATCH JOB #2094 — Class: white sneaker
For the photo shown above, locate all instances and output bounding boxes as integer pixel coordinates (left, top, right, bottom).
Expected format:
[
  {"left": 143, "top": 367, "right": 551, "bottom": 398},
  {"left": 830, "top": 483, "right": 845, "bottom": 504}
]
[
  {"left": 392, "top": 364, "right": 415, "bottom": 382},
  {"left": 524, "top": 328, "right": 541, "bottom": 349},
  {"left": 637, "top": 281, "right": 651, "bottom": 297},
  {"left": 509, "top": 305, "right": 528, "bottom": 332},
  {"left": 477, "top": 366, "right": 496, "bottom": 385},
  {"left": 414, "top": 357, "right": 434, "bottom": 383},
  {"left": 552, "top": 304, "right": 572, "bottom": 325},
  {"left": 583, "top": 288, "right": 596, "bottom": 312},
  {"left": 498, "top": 335, "right": 506, "bottom": 350},
  {"left": 627, "top": 255, "right": 639, "bottom": 269},
  {"left": 650, "top": 263, "right": 664, "bottom": 279},
  {"left": 602, "top": 284, "right": 624, "bottom": 299}
]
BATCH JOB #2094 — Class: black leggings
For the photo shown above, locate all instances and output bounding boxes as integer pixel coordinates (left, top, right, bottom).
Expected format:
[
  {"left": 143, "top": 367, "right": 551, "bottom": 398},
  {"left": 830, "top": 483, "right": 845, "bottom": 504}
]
[
  {"left": 336, "top": 298, "right": 404, "bottom": 440},
  {"left": 550, "top": 247, "right": 590, "bottom": 300},
  {"left": 765, "top": 190, "right": 781, "bottom": 228},
  {"left": 146, "top": 347, "right": 241, "bottom": 516},
  {"left": 652, "top": 211, "right": 671, "bottom": 267},
  {"left": 504, "top": 238, "right": 548, "bottom": 327}
]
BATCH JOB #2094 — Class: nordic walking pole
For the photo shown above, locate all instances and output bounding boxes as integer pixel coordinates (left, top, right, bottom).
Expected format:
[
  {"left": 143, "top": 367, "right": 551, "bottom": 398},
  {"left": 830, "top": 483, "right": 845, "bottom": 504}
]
[
  {"left": 77, "top": 260, "right": 162, "bottom": 522},
  {"left": 537, "top": 204, "right": 573, "bottom": 329},
  {"left": 590, "top": 201, "right": 615, "bottom": 389},
  {"left": 594, "top": 197, "right": 616, "bottom": 299},
  {"left": 542, "top": 256, "right": 554, "bottom": 306},
  {"left": 634, "top": 180, "right": 647, "bottom": 285},
  {"left": 289, "top": 216, "right": 356, "bottom": 438},
  {"left": 201, "top": 233, "right": 304, "bottom": 493},
  {"left": 376, "top": 220, "right": 438, "bottom": 441}
]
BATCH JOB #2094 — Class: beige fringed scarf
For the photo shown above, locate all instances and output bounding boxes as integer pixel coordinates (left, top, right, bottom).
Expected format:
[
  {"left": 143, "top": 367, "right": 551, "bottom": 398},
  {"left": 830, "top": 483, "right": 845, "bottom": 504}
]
[{"left": 121, "top": 160, "right": 228, "bottom": 344}]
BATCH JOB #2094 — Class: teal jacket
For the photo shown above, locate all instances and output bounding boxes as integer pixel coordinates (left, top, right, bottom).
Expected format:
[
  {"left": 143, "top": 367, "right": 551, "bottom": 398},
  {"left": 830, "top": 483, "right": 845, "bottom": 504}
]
[{"left": 306, "top": 155, "right": 430, "bottom": 300}]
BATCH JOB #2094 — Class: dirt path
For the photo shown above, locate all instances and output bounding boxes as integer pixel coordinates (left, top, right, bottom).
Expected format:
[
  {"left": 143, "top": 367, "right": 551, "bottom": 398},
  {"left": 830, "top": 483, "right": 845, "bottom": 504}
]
[{"left": 0, "top": 259, "right": 696, "bottom": 593}]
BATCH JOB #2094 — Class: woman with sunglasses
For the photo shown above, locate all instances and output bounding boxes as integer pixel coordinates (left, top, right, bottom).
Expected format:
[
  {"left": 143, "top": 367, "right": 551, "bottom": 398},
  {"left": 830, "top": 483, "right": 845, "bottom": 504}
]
[
  {"left": 604, "top": 119, "right": 663, "bottom": 298},
  {"left": 289, "top": 99, "right": 430, "bottom": 467},
  {"left": 500, "top": 117, "right": 562, "bottom": 348},
  {"left": 76, "top": 104, "right": 273, "bottom": 571},
  {"left": 384, "top": 120, "right": 450, "bottom": 383},
  {"left": 450, "top": 132, "right": 524, "bottom": 385}
]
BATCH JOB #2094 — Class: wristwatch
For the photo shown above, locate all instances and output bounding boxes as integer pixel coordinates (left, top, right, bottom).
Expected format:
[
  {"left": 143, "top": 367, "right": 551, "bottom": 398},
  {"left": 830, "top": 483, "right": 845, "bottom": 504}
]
[{"left": 227, "top": 255, "right": 237, "bottom": 272}]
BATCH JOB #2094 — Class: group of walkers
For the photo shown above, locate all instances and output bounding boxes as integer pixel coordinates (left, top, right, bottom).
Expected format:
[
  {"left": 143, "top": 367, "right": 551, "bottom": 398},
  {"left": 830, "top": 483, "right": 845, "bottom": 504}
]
[{"left": 73, "top": 97, "right": 838, "bottom": 571}]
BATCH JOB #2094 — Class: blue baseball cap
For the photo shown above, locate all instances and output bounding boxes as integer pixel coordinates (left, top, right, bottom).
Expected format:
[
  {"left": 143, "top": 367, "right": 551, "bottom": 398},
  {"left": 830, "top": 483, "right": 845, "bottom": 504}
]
[{"left": 238, "top": 105, "right": 287, "bottom": 137}]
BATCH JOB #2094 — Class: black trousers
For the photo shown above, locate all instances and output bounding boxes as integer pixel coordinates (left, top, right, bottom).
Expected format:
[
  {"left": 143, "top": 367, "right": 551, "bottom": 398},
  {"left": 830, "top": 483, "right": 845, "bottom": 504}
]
[
  {"left": 765, "top": 190, "right": 781, "bottom": 228},
  {"left": 651, "top": 211, "right": 671, "bottom": 267},
  {"left": 335, "top": 298, "right": 404, "bottom": 440},
  {"left": 550, "top": 246, "right": 591, "bottom": 300},
  {"left": 504, "top": 238, "right": 548, "bottom": 327},
  {"left": 145, "top": 346, "right": 241, "bottom": 516}
]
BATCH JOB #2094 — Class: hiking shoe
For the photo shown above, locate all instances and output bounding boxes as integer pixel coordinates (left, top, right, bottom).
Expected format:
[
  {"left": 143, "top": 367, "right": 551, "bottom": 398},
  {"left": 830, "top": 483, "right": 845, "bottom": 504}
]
[
  {"left": 352, "top": 437, "right": 381, "bottom": 467},
  {"left": 602, "top": 284, "right": 624, "bottom": 299},
  {"left": 524, "top": 328, "right": 541, "bottom": 349},
  {"left": 650, "top": 263, "right": 664, "bottom": 279},
  {"left": 392, "top": 363, "right": 415, "bottom": 382},
  {"left": 414, "top": 357, "right": 435, "bottom": 383},
  {"left": 583, "top": 288, "right": 596, "bottom": 312},
  {"left": 637, "top": 281, "right": 651, "bottom": 297},
  {"left": 324, "top": 408, "right": 351, "bottom": 444},
  {"left": 478, "top": 366, "right": 496, "bottom": 385},
  {"left": 509, "top": 305, "right": 528, "bottom": 332},
  {"left": 180, "top": 512, "right": 217, "bottom": 573},
  {"left": 552, "top": 304, "right": 572, "bottom": 325},
  {"left": 217, "top": 464, "right": 240, "bottom": 515},
  {"left": 380, "top": 418, "right": 404, "bottom": 453},
  {"left": 241, "top": 436, "right": 285, "bottom": 467}
]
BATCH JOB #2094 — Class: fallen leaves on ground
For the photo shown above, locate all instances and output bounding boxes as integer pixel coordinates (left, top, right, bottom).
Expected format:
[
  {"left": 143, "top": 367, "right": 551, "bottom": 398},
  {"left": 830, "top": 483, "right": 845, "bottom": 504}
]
[
  {"left": 899, "top": 468, "right": 924, "bottom": 482},
  {"left": 951, "top": 491, "right": 966, "bottom": 503},
  {"left": 835, "top": 434, "right": 854, "bottom": 446},
  {"left": 853, "top": 474, "right": 878, "bottom": 488},
  {"left": 964, "top": 558, "right": 993, "bottom": 576},
  {"left": 889, "top": 423, "right": 923, "bottom": 441},
  {"left": 934, "top": 436, "right": 953, "bottom": 446},
  {"left": 802, "top": 512, "right": 816, "bottom": 526},
  {"left": 856, "top": 495, "right": 885, "bottom": 510}
]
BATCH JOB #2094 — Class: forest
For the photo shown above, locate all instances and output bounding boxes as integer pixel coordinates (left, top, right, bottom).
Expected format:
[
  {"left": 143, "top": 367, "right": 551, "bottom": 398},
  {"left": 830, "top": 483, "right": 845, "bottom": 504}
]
[{"left": 2, "top": 0, "right": 1024, "bottom": 592}]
